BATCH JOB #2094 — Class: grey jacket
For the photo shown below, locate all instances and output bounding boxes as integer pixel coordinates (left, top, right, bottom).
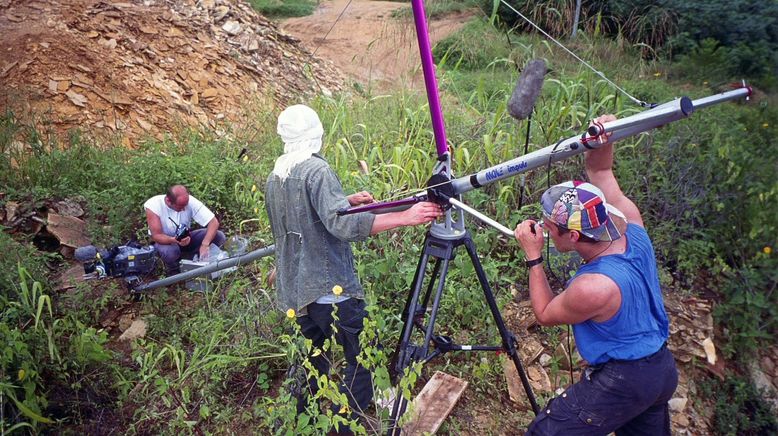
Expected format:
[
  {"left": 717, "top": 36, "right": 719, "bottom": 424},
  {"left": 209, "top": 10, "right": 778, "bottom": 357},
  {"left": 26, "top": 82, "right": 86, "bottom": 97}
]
[{"left": 265, "top": 154, "right": 375, "bottom": 312}]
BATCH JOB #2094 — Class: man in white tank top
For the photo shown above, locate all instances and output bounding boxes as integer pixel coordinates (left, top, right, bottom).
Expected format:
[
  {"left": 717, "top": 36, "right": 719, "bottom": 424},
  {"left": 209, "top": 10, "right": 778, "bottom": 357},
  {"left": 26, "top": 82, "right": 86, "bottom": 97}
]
[{"left": 144, "top": 185, "right": 225, "bottom": 275}]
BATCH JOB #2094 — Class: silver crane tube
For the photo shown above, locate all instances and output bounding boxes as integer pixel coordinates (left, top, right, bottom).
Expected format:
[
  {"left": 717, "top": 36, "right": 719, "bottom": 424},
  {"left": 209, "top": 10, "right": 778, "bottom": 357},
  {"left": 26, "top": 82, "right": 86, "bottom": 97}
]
[
  {"left": 587, "top": 97, "right": 693, "bottom": 136},
  {"left": 448, "top": 197, "right": 514, "bottom": 236},
  {"left": 451, "top": 87, "right": 751, "bottom": 196},
  {"left": 132, "top": 245, "right": 276, "bottom": 293}
]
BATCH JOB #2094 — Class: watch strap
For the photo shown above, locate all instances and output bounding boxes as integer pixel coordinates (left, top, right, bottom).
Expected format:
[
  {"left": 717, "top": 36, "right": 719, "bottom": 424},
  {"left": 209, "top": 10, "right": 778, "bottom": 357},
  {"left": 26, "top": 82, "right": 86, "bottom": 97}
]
[{"left": 525, "top": 255, "right": 544, "bottom": 268}]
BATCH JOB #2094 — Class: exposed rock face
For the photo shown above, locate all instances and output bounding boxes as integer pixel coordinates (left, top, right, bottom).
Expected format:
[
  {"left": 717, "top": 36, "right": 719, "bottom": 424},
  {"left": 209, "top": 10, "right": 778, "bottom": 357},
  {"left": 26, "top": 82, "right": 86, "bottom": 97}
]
[{"left": 0, "top": 0, "right": 343, "bottom": 147}]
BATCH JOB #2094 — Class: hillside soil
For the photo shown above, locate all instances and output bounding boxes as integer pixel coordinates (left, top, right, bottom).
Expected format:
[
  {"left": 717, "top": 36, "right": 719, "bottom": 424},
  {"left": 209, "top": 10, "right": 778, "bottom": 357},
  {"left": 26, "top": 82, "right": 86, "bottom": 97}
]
[
  {"left": 0, "top": 0, "right": 342, "bottom": 147},
  {"left": 281, "top": 0, "right": 472, "bottom": 89}
]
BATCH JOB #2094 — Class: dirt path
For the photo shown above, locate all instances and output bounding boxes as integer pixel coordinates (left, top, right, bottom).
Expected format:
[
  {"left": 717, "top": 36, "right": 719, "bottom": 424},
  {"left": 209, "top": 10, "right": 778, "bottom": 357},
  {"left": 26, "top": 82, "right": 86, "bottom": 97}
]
[{"left": 281, "top": 0, "right": 473, "bottom": 90}]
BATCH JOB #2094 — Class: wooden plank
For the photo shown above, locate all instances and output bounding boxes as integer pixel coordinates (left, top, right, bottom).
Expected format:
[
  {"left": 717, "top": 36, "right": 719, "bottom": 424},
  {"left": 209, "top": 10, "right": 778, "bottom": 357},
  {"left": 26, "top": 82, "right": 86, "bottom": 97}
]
[
  {"left": 403, "top": 371, "right": 468, "bottom": 435},
  {"left": 501, "top": 353, "right": 525, "bottom": 404}
]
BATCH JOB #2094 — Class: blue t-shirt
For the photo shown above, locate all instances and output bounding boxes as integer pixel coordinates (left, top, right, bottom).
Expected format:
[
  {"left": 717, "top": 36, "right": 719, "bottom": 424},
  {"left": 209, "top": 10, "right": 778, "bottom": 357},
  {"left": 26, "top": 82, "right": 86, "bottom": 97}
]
[{"left": 570, "top": 224, "right": 669, "bottom": 365}]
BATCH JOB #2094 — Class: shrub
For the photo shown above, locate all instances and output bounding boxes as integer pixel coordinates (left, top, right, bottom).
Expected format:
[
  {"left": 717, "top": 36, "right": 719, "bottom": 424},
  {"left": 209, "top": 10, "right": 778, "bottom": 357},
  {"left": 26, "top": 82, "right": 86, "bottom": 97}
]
[
  {"left": 483, "top": 1, "right": 778, "bottom": 85},
  {"left": 433, "top": 18, "right": 513, "bottom": 71},
  {"left": 700, "top": 375, "right": 778, "bottom": 436}
]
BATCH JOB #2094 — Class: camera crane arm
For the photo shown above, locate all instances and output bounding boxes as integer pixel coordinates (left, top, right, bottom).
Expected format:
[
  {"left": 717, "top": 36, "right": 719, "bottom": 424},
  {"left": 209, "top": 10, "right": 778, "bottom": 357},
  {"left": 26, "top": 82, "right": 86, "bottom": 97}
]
[{"left": 339, "top": 86, "right": 752, "bottom": 236}]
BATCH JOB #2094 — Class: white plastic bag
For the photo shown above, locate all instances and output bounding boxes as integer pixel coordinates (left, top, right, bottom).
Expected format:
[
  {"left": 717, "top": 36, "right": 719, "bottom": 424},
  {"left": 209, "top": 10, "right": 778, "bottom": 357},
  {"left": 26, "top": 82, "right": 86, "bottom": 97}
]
[{"left": 194, "top": 244, "right": 235, "bottom": 278}]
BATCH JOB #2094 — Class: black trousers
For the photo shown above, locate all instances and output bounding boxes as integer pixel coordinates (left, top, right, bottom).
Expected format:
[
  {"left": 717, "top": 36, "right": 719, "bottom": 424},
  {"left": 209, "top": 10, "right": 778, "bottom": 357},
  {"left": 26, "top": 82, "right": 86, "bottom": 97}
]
[
  {"left": 295, "top": 298, "right": 373, "bottom": 423},
  {"left": 527, "top": 345, "right": 678, "bottom": 436}
]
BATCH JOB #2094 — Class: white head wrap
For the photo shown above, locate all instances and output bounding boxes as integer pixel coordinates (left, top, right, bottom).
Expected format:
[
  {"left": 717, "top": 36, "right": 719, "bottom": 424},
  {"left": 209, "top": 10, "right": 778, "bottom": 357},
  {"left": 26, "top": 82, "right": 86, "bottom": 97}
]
[{"left": 272, "top": 104, "right": 324, "bottom": 181}]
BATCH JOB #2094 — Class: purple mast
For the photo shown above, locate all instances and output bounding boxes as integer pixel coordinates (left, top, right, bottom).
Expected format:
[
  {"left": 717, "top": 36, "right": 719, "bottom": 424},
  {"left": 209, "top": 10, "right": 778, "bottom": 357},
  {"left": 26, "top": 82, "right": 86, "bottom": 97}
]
[{"left": 410, "top": 0, "right": 449, "bottom": 159}]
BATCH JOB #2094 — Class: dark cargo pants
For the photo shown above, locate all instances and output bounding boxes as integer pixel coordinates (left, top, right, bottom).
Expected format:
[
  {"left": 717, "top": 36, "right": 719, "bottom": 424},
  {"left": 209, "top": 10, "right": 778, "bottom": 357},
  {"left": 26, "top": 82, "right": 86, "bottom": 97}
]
[{"left": 527, "top": 345, "right": 678, "bottom": 436}]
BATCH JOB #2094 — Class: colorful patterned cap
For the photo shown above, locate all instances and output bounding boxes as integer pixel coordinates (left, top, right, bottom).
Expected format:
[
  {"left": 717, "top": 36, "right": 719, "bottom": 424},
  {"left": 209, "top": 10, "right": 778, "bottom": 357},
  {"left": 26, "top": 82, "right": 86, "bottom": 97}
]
[{"left": 540, "top": 181, "right": 627, "bottom": 242}]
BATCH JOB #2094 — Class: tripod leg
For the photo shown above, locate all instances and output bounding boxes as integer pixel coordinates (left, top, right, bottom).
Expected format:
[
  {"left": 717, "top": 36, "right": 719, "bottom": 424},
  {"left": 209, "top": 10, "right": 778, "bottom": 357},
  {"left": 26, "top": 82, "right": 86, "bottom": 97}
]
[
  {"left": 390, "top": 249, "right": 432, "bottom": 381},
  {"left": 464, "top": 238, "right": 540, "bottom": 414},
  {"left": 387, "top": 236, "right": 455, "bottom": 435},
  {"left": 420, "top": 259, "right": 442, "bottom": 314},
  {"left": 421, "top": 256, "right": 451, "bottom": 358},
  {"left": 387, "top": 252, "right": 432, "bottom": 435}
]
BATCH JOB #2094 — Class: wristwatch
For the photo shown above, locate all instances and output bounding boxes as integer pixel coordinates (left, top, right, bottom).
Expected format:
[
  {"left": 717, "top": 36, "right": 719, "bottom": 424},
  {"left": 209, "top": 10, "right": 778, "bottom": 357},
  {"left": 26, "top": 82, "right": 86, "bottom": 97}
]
[{"left": 525, "top": 255, "right": 543, "bottom": 268}]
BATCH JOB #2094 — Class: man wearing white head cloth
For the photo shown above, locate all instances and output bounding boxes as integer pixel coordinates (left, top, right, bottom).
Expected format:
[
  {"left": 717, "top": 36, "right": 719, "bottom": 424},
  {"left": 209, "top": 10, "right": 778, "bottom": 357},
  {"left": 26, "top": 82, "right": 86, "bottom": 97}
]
[{"left": 265, "top": 104, "right": 442, "bottom": 430}]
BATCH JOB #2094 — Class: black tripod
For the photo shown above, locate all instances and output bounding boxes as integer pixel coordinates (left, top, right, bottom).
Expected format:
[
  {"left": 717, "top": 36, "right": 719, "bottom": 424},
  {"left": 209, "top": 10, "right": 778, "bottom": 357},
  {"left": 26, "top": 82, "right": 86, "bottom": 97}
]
[{"left": 386, "top": 229, "right": 539, "bottom": 434}]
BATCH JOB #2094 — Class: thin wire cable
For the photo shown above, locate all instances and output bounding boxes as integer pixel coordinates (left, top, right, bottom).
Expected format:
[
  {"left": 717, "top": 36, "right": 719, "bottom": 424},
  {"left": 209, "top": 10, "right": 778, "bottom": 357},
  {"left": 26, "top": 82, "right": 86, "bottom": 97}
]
[
  {"left": 498, "top": 0, "right": 650, "bottom": 108},
  {"left": 301, "top": 0, "right": 355, "bottom": 90},
  {"left": 311, "top": 0, "right": 354, "bottom": 58},
  {"left": 373, "top": 177, "right": 456, "bottom": 203},
  {"left": 544, "top": 137, "right": 576, "bottom": 386}
]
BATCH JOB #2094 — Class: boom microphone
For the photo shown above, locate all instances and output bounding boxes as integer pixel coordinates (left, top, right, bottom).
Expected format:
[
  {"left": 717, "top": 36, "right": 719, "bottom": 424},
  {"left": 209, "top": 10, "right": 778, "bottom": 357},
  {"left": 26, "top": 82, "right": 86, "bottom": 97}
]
[
  {"left": 507, "top": 59, "right": 547, "bottom": 121},
  {"left": 75, "top": 245, "right": 98, "bottom": 261}
]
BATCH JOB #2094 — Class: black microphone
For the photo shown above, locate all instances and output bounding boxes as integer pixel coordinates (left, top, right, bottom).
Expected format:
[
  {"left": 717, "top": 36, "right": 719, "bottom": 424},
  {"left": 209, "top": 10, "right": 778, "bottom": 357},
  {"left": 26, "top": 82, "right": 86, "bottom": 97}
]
[{"left": 507, "top": 59, "right": 547, "bottom": 121}]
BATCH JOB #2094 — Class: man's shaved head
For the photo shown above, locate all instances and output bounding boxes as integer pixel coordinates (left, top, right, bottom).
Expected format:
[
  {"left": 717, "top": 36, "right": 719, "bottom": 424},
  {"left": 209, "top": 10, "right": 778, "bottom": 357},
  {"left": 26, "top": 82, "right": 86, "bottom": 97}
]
[{"left": 165, "top": 185, "right": 189, "bottom": 211}]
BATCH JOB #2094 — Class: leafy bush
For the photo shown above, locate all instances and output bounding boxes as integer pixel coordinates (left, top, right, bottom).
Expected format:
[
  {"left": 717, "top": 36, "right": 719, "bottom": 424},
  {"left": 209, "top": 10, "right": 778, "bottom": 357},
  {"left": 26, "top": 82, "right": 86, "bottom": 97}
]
[
  {"left": 433, "top": 18, "right": 513, "bottom": 71},
  {"left": 714, "top": 255, "right": 778, "bottom": 360},
  {"left": 1, "top": 267, "right": 115, "bottom": 433},
  {"left": 483, "top": 1, "right": 778, "bottom": 85},
  {"left": 673, "top": 39, "right": 778, "bottom": 89},
  {"left": 700, "top": 375, "right": 778, "bottom": 435},
  {"left": 0, "top": 232, "right": 50, "bottom": 293}
]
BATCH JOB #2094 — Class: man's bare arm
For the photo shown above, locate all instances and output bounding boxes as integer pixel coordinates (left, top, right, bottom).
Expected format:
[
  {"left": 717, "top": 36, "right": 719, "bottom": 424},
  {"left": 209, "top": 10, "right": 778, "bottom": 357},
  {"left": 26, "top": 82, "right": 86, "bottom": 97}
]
[
  {"left": 585, "top": 115, "right": 644, "bottom": 227},
  {"left": 198, "top": 218, "right": 220, "bottom": 259},
  {"left": 533, "top": 274, "right": 621, "bottom": 326},
  {"left": 146, "top": 208, "right": 178, "bottom": 245},
  {"left": 370, "top": 202, "right": 442, "bottom": 235}
]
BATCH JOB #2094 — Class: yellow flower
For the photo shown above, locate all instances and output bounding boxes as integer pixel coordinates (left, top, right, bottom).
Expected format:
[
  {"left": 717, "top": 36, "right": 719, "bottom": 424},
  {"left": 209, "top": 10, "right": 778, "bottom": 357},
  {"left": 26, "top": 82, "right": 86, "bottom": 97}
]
[
  {"left": 251, "top": 184, "right": 257, "bottom": 192},
  {"left": 763, "top": 123, "right": 770, "bottom": 128},
  {"left": 339, "top": 404, "right": 350, "bottom": 415},
  {"left": 286, "top": 308, "right": 296, "bottom": 319},
  {"left": 764, "top": 246, "right": 772, "bottom": 255},
  {"left": 653, "top": 72, "right": 661, "bottom": 77},
  {"left": 703, "top": 81, "right": 709, "bottom": 85},
  {"left": 254, "top": 207, "right": 259, "bottom": 214},
  {"left": 243, "top": 155, "right": 249, "bottom": 162},
  {"left": 17, "top": 369, "right": 25, "bottom": 380},
  {"left": 332, "top": 285, "right": 343, "bottom": 296}
]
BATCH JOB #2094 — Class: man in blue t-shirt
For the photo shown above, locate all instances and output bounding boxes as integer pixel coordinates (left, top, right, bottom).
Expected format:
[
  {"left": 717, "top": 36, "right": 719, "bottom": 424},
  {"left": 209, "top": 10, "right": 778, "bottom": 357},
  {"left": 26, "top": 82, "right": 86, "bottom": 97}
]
[{"left": 515, "top": 114, "right": 678, "bottom": 435}]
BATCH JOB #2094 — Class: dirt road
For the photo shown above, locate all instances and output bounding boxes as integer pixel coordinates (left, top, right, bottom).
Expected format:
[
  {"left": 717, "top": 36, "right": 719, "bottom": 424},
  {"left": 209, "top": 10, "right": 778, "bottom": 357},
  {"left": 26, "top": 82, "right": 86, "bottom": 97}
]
[{"left": 281, "top": 0, "right": 472, "bottom": 89}]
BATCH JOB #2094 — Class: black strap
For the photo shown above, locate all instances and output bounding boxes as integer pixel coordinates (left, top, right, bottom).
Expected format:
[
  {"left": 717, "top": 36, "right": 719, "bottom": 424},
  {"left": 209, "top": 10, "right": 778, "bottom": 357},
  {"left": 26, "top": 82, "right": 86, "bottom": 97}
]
[{"left": 525, "top": 255, "right": 544, "bottom": 268}]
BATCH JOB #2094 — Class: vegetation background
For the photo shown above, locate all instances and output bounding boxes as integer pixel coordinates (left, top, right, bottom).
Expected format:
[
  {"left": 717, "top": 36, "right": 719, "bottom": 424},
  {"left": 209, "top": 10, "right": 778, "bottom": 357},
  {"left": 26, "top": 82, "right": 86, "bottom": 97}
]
[{"left": 1, "top": 0, "right": 776, "bottom": 434}]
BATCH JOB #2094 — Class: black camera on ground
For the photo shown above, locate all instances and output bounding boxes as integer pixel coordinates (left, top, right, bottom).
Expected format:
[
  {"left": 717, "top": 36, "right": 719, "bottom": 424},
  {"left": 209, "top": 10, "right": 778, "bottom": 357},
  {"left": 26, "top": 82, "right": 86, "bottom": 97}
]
[{"left": 75, "top": 243, "right": 158, "bottom": 278}]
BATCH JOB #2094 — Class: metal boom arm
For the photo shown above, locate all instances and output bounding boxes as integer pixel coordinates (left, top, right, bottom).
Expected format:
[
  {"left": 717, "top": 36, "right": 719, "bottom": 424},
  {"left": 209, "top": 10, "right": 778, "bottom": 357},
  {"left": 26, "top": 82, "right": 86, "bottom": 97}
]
[
  {"left": 451, "top": 87, "right": 750, "bottom": 196},
  {"left": 340, "top": 85, "right": 751, "bottom": 219}
]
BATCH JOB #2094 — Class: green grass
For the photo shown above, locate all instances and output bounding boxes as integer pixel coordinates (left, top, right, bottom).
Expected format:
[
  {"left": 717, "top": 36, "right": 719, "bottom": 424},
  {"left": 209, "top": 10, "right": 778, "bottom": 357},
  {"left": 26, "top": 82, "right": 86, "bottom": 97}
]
[
  {"left": 247, "top": 0, "right": 318, "bottom": 18},
  {"left": 391, "top": 0, "right": 478, "bottom": 19}
]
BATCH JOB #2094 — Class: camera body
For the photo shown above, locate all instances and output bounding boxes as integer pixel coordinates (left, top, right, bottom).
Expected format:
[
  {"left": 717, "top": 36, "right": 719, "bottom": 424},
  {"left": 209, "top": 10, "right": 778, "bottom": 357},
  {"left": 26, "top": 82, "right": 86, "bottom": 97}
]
[
  {"left": 76, "top": 244, "right": 158, "bottom": 278},
  {"left": 174, "top": 224, "right": 190, "bottom": 241}
]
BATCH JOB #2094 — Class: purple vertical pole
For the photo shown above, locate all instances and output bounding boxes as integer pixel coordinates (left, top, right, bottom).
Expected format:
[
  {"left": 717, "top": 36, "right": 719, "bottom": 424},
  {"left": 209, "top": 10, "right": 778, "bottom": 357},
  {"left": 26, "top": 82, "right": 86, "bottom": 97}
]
[{"left": 410, "top": 0, "right": 449, "bottom": 159}]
